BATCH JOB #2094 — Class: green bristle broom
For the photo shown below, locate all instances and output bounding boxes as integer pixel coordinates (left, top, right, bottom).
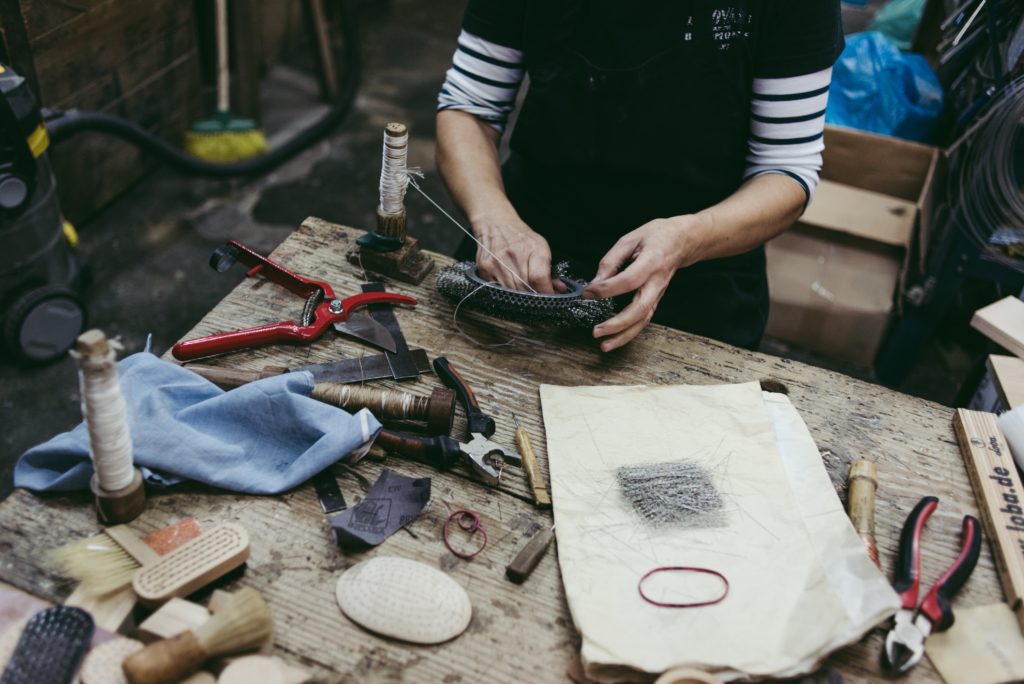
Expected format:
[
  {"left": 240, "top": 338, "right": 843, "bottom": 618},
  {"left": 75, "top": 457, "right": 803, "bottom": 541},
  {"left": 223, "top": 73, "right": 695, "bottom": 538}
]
[{"left": 185, "top": 0, "right": 268, "bottom": 163}]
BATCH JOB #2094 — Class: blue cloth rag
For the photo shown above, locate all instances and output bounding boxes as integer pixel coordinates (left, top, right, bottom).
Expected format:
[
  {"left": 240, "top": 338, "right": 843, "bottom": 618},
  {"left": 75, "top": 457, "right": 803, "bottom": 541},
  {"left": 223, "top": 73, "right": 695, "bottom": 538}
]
[{"left": 14, "top": 352, "right": 381, "bottom": 495}]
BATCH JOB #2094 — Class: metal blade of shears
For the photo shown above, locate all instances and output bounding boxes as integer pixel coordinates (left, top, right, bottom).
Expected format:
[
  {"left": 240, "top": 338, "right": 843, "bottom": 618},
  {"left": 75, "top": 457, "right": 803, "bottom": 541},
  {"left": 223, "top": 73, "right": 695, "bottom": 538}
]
[{"left": 333, "top": 313, "right": 397, "bottom": 353}]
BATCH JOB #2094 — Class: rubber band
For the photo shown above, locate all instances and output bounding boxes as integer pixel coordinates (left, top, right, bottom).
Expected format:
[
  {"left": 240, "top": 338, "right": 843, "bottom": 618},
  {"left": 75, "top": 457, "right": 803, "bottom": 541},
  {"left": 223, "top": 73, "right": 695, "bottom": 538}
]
[
  {"left": 638, "top": 566, "right": 730, "bottom": 608},
  {"left": 443, "top": 509, "right": 488, "bottom": 559}
]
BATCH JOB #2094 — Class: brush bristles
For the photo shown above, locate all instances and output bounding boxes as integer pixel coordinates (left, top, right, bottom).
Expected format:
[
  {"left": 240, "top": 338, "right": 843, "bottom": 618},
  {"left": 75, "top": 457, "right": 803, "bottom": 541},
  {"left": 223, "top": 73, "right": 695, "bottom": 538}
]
[
  {"left": 48, "top": 532, "right": 141, "bottom": 594},
  {"left": 195, "top": 588, "right": 272, "bottom": 656}
]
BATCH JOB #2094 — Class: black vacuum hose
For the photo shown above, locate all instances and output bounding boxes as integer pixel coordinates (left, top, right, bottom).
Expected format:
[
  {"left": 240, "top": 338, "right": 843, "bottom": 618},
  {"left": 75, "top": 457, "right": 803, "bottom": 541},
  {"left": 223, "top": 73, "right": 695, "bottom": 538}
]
[{"left": 45, "top": 0, "right": 360, "bottom": 178}]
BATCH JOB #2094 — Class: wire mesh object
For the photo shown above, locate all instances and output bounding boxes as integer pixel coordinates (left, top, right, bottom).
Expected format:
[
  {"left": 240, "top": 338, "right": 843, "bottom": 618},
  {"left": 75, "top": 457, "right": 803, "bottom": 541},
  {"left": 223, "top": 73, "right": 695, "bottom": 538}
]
[{"left": 436, "top": 261, "right": 615, "bottom": 328}]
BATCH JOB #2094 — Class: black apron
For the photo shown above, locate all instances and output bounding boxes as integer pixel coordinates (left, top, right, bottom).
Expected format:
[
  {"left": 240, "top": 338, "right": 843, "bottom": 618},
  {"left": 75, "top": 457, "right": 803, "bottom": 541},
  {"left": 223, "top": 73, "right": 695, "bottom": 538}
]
[{"left": 459, "top": 1, "right": 770, "bottom": 350}]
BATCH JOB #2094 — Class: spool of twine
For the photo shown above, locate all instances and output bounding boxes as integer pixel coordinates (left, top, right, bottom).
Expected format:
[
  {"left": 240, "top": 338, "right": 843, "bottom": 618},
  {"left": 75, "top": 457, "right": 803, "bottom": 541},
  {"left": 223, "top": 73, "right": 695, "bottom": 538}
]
[
  {"left": 378, "top": 122, "right": 409, "bottom": 225},
  {"left": 73, "top": 330, "right": 135, "bottom": 492},
  {"left": 312, "top": 384, "right": 427, "bottom": 422}
]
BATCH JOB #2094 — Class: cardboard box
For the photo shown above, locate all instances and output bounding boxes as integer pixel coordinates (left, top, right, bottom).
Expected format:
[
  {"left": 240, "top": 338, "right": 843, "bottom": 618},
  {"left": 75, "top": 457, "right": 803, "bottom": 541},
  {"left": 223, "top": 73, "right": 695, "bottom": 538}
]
[{"left": 764, "top": 126, "right": 942, "bottom": 369}]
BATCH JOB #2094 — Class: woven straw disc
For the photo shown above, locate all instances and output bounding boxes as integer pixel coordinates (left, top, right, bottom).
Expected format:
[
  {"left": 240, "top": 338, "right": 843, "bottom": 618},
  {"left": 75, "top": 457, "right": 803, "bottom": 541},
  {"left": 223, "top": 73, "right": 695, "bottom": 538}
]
[{"left": 335, "top": 556, "right": 472, "bottom": 644}]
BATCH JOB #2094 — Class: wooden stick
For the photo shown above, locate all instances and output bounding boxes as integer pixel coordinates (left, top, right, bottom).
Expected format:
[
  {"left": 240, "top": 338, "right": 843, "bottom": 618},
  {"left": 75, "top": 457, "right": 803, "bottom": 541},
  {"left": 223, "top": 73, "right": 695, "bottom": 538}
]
[
  {"left": 513, "top": 415, "right": 551, "bottom": 508},
  {"left": 846, "top": 460, "right": 880, "bottom": 567},
  {"left": 954, "top": 409, "right": 1024, "bottom": 632}
]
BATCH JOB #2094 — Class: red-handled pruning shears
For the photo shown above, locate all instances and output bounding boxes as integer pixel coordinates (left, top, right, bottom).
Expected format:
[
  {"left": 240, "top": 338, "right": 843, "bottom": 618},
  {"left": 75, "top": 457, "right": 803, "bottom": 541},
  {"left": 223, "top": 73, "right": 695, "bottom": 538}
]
[
  {"left": 883, "top": 496, "right": 982, "bottom": 673},
  {"left": 171, "top": 240, "right": 416, "bottom": 361}
]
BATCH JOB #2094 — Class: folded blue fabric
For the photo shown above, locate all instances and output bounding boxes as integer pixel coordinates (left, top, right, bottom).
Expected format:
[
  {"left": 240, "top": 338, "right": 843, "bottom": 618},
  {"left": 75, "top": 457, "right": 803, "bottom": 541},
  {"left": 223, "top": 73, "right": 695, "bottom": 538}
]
[{"left": 14, "top": 352, "right": 381, "bottom": 495}]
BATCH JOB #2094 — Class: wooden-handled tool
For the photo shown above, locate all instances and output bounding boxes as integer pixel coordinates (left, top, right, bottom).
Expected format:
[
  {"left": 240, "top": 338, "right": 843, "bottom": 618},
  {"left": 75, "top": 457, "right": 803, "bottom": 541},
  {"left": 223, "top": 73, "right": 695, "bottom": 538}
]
[
  {"left": 513, "top": 414, "right": 551, "bottom": 508},
  {"left": 506, "top": 526, "right": 554, "bottom": 584},
  {"left": 186, "top": 364, "right": 456, "bottom": 434},
  {"left": 846, "top": 460, "right": 880, "bottom": 567},
  {"left": 954, "top": 409, "right": 1024, "bottom": 633}
]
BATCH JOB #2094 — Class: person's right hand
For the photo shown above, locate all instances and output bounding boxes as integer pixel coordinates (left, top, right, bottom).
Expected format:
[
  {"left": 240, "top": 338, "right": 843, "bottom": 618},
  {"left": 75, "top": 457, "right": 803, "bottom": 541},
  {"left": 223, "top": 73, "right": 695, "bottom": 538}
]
[{"left": 473, "top": 215, "right": 561, "bottom": 294}]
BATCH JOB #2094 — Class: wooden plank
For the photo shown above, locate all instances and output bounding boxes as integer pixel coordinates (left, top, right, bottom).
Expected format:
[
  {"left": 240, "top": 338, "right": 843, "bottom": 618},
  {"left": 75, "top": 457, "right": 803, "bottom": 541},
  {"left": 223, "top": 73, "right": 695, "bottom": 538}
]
[
  {"left": 988, "top": 355, "right": 1024, "bottom": 409},
  {"left": 953, "top": 409, "right": 1024, "bottom": 632},
  {"left": 973, "top": 297, "right": 1024, "bottom": 359},
  {"left": 0, "top": 217, "right": 1007, "bottom": 683},
  {"left": 802, "top": 179, "right": 918, "bottom": 247}
]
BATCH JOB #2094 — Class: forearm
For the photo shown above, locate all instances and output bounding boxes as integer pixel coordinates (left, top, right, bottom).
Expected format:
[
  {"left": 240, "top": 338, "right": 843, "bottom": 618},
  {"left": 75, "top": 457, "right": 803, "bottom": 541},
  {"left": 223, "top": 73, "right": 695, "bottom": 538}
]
[
  {"left": 677, "top": 174, "right": 805, "bottom": 267},
  {"left": 435, "top": 110, "right": 520, "bottom": 227}
]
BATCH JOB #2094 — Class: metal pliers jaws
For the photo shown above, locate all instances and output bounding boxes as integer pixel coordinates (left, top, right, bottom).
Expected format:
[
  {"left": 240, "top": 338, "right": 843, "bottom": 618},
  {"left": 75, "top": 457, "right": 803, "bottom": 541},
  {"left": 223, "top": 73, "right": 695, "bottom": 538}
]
[
  {"left": 171, "top": 240, "right": 416, "bottom": 361},
  {"left": 433, "top": 357, "right": 521, "bottom": 485},
  {"left": 883, "top": 496, "right": 982, "bottom": 674}
]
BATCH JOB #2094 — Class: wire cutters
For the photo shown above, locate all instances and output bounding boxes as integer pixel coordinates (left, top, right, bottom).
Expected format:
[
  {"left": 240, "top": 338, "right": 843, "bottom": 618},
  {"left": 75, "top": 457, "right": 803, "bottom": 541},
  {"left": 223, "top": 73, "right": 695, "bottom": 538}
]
[
  {"left": 433, "top": 357, "right": 520, "bottom": 485},
  {"left": 171, "top": 240, "right": 416, "bottom": 361},
  {"left": 883, "top": 496, "right": 982, "bottom": 673}
]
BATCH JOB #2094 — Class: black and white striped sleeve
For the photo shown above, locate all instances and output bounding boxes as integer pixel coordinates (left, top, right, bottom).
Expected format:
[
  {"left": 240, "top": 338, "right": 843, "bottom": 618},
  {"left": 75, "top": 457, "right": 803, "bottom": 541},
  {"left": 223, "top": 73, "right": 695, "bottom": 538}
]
[
  {"left": 744, "top": 67, "right": 833, "bottom": 202},
  {"left": 437, "top": 30, "right": 525, "bottom": 133}
]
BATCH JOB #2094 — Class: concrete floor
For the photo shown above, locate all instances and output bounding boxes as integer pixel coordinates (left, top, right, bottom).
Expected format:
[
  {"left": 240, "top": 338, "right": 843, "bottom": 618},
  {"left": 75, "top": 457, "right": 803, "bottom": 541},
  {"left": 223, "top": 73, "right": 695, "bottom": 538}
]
[{"left": 0, "top": 0, "right": 978, "bottom": 499}]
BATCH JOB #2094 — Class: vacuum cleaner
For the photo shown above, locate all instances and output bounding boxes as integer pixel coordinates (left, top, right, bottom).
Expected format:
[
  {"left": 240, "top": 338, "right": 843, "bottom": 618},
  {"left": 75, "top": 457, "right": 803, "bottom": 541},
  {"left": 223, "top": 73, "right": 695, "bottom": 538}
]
[{"left": 0, "top": 63, "right": 85, "bottom": 362}]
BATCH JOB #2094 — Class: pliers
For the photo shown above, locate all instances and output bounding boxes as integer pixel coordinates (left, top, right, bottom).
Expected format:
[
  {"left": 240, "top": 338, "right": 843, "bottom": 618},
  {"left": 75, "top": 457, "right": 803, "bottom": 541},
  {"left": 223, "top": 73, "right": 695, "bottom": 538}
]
[
  {"left": 171, "top": 240, "right": 416, "bottom": 361},
  {"left": 433, "top": 357, "right": 520, "bottom": 484},
  {"left": 883, "top": 496, "right": 982, "bottom": 673}
]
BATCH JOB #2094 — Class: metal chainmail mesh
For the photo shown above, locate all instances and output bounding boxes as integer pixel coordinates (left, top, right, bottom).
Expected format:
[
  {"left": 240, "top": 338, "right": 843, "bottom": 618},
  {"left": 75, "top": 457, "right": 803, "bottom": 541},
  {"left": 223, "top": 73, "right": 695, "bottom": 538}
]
[
  {"left": 616, "top": 461, "right": 726, "bottom": 529},
  {"left": 435, "top": 261, "right": 615, "bottom": 328}
]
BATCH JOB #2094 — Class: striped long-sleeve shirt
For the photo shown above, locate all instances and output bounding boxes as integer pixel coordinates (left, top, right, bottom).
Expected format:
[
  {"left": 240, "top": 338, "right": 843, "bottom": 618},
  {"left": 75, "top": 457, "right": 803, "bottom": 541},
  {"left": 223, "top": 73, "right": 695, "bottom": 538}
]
[{"left": 439, "top": 28, "right": 835, "bottom": 201}]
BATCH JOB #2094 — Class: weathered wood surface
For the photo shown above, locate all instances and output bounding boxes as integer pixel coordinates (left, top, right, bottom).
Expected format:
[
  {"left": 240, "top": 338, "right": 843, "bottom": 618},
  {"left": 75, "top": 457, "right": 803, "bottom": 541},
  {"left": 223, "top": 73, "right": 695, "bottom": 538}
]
[{"left": 0, "top": 217, "right": 1005, "bottom": 683}]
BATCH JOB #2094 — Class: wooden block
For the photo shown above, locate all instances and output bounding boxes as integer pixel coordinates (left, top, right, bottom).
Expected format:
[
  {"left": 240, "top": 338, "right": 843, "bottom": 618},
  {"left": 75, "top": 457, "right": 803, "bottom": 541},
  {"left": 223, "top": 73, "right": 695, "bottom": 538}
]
[
  {"left": 136, "top": 598, "right": 210, "bottom": 643},
  {"left": 972, "top": 297, "right": 1024, "bottom": 359},
  {"left": 989, "top": 355, "right": 1024, "bottom": 409},
  {"left": 954, "top": 409, "right": 1024, "bottom": 633}
]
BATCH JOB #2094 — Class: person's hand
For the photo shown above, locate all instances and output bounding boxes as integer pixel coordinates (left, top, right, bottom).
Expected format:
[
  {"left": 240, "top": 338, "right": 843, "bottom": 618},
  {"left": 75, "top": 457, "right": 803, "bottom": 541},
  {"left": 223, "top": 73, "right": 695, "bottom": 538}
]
[
  {"left": 583, "top": 215, "right": 707, "bottom": 352},
  {"left": 473, "top": 214, "right": 562, "bottom": 294}
]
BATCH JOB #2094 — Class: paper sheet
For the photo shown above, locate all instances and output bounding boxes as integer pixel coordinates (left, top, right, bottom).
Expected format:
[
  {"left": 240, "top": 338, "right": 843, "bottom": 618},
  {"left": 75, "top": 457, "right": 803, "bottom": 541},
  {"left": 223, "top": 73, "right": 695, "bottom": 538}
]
[
  {"left": 926, "top": 603, "right": 1024, "bottom": 684},
  {"left": 540, "top": 383, "right": 898, "bottom": 682}
]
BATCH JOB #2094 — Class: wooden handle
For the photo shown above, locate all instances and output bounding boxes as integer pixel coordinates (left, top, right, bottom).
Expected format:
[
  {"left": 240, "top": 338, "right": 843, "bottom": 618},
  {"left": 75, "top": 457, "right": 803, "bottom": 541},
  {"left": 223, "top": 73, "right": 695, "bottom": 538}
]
[
  {"left": 215, "top": 0, "right": 229, "bottom": 113},
  {"left": 515, "top": 428, "right": 551, "bottom": 508},
  {"left": 185, "top": 365, "right": 286, "bottom": 389},
  {"left": 122, "top": 630, "right": 207, "bottom": 684},
  {"left": 506, "top": 527, "right": 554, "bottom": 584},
  {"left": 847, "top": 460, "right": 879, "bottom": 567}
]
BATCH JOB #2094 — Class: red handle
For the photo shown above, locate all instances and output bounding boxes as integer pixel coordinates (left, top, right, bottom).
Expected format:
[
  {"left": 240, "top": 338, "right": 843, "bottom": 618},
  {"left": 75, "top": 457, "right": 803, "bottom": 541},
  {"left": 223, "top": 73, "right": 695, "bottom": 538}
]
[
  {"left": 171, "top": 321, "right": 315, "bottom": 360},
  {"left": 342, "top": 291, "right": 417, "bottom": 314},
  {"left": 893, "top": 496, "right": 938, "bottom": 610},
  {"left": 919, "top": 515, "right": 982, "bottom": 631}
]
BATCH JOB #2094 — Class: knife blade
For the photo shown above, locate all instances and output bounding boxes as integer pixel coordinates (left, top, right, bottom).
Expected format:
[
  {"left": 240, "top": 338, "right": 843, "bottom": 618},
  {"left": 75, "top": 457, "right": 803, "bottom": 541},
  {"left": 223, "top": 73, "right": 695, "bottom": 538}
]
[
  {"left": 185, "top": 349, "right": 432, "bottom": 389},
  {"left": 333, "top": 312, "right": 398, "bottom": 353}
]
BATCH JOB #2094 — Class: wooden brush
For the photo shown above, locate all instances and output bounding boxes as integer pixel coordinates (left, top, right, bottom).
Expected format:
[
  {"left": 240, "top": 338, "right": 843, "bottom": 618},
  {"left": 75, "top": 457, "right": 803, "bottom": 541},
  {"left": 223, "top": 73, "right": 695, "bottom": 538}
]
[
  {"left": 121, "top": 587, "right": 272, "bottom": 684},
  {"left": 49, "top": 525, "right": 160, "bottom": 595}
]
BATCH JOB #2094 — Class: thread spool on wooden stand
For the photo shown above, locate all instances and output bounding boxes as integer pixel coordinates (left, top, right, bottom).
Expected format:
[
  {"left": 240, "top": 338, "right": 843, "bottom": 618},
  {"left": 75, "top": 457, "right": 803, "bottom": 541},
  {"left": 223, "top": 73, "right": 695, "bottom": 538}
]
[
  {"left": 347, "top": 122, "right": 434, "bottom": 284},
  {"left": 75, "top": 329, "right": 145, "bottom": 524}
]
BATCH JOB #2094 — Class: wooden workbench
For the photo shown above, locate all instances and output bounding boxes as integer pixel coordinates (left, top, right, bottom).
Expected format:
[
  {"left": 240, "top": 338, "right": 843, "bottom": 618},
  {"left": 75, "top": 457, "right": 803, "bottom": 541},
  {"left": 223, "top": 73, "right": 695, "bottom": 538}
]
[{"left": 0, "top": 217, "right": 1004, "bottom": 682}]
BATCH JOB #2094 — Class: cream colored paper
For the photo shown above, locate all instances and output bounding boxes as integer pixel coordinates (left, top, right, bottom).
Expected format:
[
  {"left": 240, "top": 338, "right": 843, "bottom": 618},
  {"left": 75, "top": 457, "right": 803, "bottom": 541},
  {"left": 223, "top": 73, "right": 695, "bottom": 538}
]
[
  {"left": 927, "top": 603, "right": 1024, "bottom": 684},
  {"left": 541, "top": 383, "right": 898, "bottom": 682}
]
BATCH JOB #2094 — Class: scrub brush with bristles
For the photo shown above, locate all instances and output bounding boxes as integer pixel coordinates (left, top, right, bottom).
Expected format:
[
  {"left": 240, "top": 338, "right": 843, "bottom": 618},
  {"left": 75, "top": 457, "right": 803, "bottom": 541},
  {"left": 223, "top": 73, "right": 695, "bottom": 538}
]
[
  {"left": 122, "top": 588, "right": 273, "bottom": 684},
  {"left": 184, "top": 0, "right": 268, "bottom": 163},
  {"left": 48, "top": 525, "right": 160, "bottom": 595}
]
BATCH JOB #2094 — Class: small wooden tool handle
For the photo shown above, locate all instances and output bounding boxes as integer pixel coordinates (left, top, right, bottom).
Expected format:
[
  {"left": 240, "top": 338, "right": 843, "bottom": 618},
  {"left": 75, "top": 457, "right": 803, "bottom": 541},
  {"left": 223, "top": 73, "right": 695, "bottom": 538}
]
[
  {"left": 506, "top": 527, "right": 554, "bottom": 584},
  {"left": 847, "top": 460, "right": 879, "bottom": 567},
  {"left": 515, "top": 428, "right": 551, "bottom": 508},
  {"left": 122, "top": 630, "right": 206, "bottom": 684},
  {"left": 185, "top": 364, "right": 287, "bottom": 389}
]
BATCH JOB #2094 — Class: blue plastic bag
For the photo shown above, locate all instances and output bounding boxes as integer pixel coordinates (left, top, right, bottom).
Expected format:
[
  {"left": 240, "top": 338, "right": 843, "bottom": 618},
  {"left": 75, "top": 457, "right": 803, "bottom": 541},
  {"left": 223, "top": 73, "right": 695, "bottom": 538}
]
[{"left": 826, "top": 32, "right": 943, "bottom": 142}]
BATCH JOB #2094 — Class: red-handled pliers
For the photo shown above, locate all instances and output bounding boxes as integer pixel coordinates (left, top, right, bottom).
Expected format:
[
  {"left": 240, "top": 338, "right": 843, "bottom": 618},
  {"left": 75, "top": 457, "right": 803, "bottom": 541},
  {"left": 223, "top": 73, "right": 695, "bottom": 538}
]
[
  {"left": 171, "top": 240, "right": 416, "bottom": 361},
  {"left": 883, "top": 496, "right": 982, "bottom": 673}
]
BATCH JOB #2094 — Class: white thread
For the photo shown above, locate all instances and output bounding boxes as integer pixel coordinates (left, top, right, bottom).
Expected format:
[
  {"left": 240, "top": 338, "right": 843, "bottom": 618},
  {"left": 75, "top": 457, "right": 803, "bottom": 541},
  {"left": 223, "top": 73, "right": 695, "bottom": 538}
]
[
  {"left": 379, "top": 130, "right": 410, "bottom": 214},
  {"left": 452, "top": 283, "right": 517, "bottom": 348},
  {"left": 72, "top": 338, "right": 134, "bottom": 491},
  {"left": 406, "top": 177, "right": 537, "bottom": 293}
]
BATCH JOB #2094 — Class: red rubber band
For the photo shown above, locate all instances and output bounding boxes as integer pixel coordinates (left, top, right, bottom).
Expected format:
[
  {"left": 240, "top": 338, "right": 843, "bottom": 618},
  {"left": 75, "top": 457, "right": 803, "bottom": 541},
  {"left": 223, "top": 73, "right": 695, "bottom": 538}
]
[
  {"left": 638, "top": 566, "right": 730, "bottom": 608},
  {"left": 444, "top": 509, "right": 487, "bottom": 559}
]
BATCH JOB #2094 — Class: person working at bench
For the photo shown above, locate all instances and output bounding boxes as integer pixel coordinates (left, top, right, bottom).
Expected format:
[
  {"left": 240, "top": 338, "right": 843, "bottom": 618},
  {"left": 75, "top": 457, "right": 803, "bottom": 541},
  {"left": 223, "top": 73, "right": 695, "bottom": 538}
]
[{"left": 435, "top": 1, "right": 844, "bottom": 351}]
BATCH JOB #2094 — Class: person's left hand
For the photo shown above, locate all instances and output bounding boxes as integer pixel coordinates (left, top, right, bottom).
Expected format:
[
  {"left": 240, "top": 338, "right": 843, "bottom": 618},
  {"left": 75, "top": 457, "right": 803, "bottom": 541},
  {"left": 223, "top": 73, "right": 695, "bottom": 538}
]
[{"left": 583, "top": 215, "right": 706, "bottom": 352}]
